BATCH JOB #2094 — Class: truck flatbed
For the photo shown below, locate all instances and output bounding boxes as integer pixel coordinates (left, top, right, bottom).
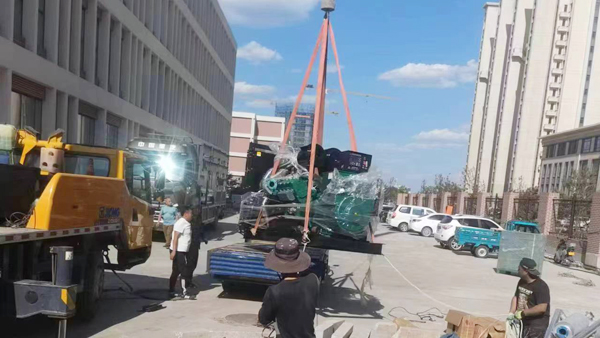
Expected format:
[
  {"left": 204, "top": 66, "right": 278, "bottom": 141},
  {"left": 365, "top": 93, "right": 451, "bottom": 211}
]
[{"left": 0, "top": 224, "right": 121, "bottom": 245}]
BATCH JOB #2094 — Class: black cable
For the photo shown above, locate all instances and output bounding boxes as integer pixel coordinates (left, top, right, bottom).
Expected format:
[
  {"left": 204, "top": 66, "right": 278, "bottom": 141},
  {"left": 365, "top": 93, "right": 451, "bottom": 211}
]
[{"left": 388, "top": 306, "right": 446, "bottom": 322}]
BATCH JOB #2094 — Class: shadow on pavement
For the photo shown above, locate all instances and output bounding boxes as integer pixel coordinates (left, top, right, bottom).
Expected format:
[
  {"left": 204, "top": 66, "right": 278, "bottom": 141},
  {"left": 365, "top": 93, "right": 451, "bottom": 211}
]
[
  {"left": 375, "top": 230, "right": 399, "bottom": 238},
  {"left": 206, "top": 221, "right": 240, "bottom": 242},
  {"left": 317, "top": 270, "right": 384, "bottom": 320}
]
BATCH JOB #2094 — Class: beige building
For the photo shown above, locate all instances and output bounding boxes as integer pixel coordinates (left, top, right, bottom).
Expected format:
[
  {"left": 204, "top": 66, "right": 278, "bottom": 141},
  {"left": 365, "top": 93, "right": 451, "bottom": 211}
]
[
  {"left": 229, "top": 112, "right": 285, "bottom": 179},
  {"left": 539, "top": 123, "right": 600, "bottom": 193},
  {"left": 467, "top": 0, "right": 600, "bottom": 195}
]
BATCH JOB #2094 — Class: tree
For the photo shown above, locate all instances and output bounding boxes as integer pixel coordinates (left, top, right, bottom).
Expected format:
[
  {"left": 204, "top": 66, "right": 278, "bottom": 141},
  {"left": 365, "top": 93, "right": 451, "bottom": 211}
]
[
  {"left": 462, "top": 166, "right": 485, "bottom": 195},
  {"left": 383, "top": 178, "right": 409, "bottom": 203},
  {"left": 420, "top": 174, "right": 463, "bottom": 195},
  {"left": 561, "top": 168, "right": 596, "bottom": 200}
]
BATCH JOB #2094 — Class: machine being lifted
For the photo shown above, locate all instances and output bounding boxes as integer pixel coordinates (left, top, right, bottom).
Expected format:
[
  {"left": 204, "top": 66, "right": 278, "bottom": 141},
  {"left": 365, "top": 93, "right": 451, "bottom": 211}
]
[{"left": 208, "top": 0, "right": 383, "bottom": 288}]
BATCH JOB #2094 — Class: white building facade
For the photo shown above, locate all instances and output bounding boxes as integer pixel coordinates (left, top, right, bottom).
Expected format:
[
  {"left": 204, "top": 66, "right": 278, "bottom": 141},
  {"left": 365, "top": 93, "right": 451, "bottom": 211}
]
[
  {"left": 0, "top": 0, "right": 235, "bottom": 158},
  {"left": 467, "top": 0, "right": 600, "bottom": 194}
]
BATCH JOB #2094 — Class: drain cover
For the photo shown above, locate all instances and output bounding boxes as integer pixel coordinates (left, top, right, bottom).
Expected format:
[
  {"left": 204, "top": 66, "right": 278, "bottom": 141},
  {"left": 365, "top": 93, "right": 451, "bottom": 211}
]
[{"left": 224, "top": 313, "right": 259, "bottom": 326}]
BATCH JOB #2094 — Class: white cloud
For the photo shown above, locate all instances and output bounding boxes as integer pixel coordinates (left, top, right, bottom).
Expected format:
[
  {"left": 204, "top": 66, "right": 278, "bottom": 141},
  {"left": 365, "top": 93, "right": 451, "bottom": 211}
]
[
  {"left": 237, "top": 41, "right": 282, "bottom": 64},
  {"left": 245, "top": 99, "right": 274, "bottom": 109},
  {"left": 414, "top": 129, "right": 469, "bottom": 142},
  {"left": 218, "top": 0, "right": 320, "bottom": 28},
  {"left": 327, "top": 64, "right": 345, "bottom": 74},
  {"left": 378, "top": 60, "right": 477, "bottom": 88},
  {"left": 234, "top": 81, "right": 275, "bottom": 96}
]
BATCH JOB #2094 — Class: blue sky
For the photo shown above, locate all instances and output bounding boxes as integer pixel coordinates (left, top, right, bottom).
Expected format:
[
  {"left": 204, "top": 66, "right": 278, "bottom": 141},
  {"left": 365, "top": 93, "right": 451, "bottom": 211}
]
[{"left": 217, "top": 0, "right": 489, "bottom": 191}]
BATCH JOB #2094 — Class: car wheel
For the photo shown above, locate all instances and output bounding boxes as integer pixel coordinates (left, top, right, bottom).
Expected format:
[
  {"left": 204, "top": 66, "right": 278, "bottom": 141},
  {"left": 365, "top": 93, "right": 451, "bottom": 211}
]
[
  {"left": 474, "top": 245, "right": 489, "bottom": 258},
  {"left": 449, "top": 237, "right": 463, "bottom": 251},
  {"left": 399, "top": 223, "right": 409, "bottom": 232},
  {"left": 420, "top": 227, "right": 433, "bottom": 237}
]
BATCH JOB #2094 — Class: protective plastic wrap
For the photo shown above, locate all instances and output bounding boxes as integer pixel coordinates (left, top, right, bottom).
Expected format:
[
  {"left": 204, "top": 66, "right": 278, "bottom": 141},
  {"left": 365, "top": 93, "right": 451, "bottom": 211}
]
[
  {"left": 497, "top": 231, "right": 546, "bottom": 276},
  {"left": 310, "top": 170, "right": 381, "bottom": 239},
  {"left": 238, "top": 143, "right": 382, "bottom": 242}
]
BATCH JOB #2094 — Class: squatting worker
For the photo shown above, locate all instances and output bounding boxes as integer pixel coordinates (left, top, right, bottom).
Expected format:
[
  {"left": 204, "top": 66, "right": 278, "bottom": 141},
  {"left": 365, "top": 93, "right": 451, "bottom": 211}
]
[
  {"left": 258, "top": 238, "right": 320, "bottom": 338},
  {"left": 509, "top": 258, "right": 551, "bottom": 338},
  {"left": 169, "top": 206, "right": 193, "bottom": 298},
  {"left": 159, "top": 198, "right": 178, "bottom": 248}
]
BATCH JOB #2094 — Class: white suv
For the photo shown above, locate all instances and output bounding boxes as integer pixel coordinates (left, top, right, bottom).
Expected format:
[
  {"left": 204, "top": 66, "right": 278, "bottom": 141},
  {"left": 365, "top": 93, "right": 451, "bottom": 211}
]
[
  {"left": 387, "top": 205, "right": 436, "bottom": 232},
  {"left": 434, "top": 215, "right": 502, "bottom": 250}
]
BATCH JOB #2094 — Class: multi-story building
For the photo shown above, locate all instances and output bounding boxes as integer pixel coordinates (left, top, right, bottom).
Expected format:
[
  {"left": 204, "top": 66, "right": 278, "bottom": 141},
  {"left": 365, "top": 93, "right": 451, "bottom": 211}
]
[
  {"left": 228, "top": 111, "right": 285, "bottom": 180},
  {"left": 0, "top": 0, "right": 235, "bottom": 184},
  {"left": 539, "top": 123, "right": 600, "bottom": 194},
  {"left": 275, "top": 103, "right": 315, "bottom": 149},
  {"left": 467, "top": 0, "right": 600, "bottom": 194}
]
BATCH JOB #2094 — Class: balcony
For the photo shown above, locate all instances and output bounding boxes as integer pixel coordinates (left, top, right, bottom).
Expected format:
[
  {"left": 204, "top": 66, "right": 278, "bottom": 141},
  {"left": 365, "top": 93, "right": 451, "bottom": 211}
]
[
  {"left": 545, "top": 110, "right": 558, "bottom": 118},
  {"left": 559, "top": 11, "right": 571, "bottom": 19},
  {"left": 554, "top": 54, "right": 566, "bottom": 61},
  {"left": 551, "top": 68, "right": 564, "bottom": 76},
  {"left": 549, "top": 82, "right": 562, "bottom": 90},
  {"left": 556, "top": 40, "right": 568, "bottom": 47},
  {"left": 478, "top": 70, "right": 488, "bottom": 81},
  {"left": 557, "top": 26, "right": 569, "bottom": 33},
  {"left": 543, "top": 124, "right": 556, "bottom": 132},
  {"left": 547, "top": 96, "right": 560, "bottom": 104}
]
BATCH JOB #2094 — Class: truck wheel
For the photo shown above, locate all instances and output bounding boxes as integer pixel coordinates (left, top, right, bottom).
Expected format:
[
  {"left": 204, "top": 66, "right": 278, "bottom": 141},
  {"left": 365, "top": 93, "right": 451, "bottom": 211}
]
[
  {"left": 449, "top": 237, "right": 463, "bottom": 251},
  {"left": 399, "top": 223, "right": 409, "bottom": 232},
  {"left": 78, "top": 250, "right": 104, "bottom": 321},
  {"left": 474, "top": 245, "right": 489, "bottom": 258},
  {"left": 420, "top": 227, "right": 433, "bottom": 237}
]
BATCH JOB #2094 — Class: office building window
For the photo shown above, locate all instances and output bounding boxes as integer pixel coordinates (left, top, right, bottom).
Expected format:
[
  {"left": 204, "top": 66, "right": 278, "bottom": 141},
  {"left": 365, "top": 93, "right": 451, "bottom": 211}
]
[
  {"left": 568, "top": 140, "right": 579, "bottom": 155},
  {"left": 11, "top": 92, "right": 42, "bottom": 133},
  {"left": 106, "top": 123, "right": 119, "bottom": 148},
  {"left": 557, "top": 142, "right": 566, "bottom": 156},
  {"left": 583, "top": 138, "right": 593, "bottom": 153},
  {"left": 80, "top": 115, "right": 96, "bottom": 145},
  {"left": 547, "top": 144, "right": 556, "bottom": 158},
  {"left": 13, "top": 0, "right": 24, "bottom": 44},
  {"left": 580, "top": 160, "right": 589, "bottom": 170},
  {"left": 37, "top": 0, "right": 46, "bottom": 56}
]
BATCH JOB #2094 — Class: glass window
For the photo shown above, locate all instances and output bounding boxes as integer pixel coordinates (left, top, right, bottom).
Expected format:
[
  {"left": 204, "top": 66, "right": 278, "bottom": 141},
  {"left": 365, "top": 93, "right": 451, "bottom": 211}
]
[
  {"left": 557, "top": 142, "right": 566, "bottom": 156},
  {"left": 13, "top": 0, "right": 24, "bottom": 42},
  {"left": 37, "top": 0, "right": 45, "bottom": 56},
  {"left": 568, "top": 140, "right": 579, "bottom": 154},
  {"left": 595, "top": 137, "right": 600, "bottom": 152},
  {"left": 412, "top": 208, "right": 425, "bottom": 216},
  {"left": 593, "top": 159, "right": 600, "bottom": 176},
  {"left": 481, "top": 220, "right": 499, "bottom": 230},
  {"left": 547, "top": 144, "right": 556, "bottom": 158},
  {"left": 429, "top": 214, "right": 445, "bottom": 221},
  {"left": 64, "top": 155, "right": 110, "bottom": 177},
  {"left": 399, "top": 206, "right": 411, "bottom": 214},
  {"left": 12, "top": 92, "right": 43, "bottom": 134},
  {"left": 460, "top": 218, "right": 480, "bottom": 228},
  {"left": 80, "top": 115, "right": 96, "bottom": 145},
  {"left": 580, "top": 160, "right": 589, "bottom": 169},
  {"left": 106, "top": 123, "right": 119, "bottom": 148},
  {"left": 583, "top": 138, "right": 593, "bottom": 153},
  {"left": 125, "top": 160, "right": 151, "bottom": 202}
]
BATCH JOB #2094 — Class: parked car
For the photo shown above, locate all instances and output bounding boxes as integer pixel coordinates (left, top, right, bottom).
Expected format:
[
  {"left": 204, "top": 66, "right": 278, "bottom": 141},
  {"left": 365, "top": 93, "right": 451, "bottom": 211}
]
[
  {"left": 409, "top": 213, "right": 449, "bottom": 237},
  {"left": 379, "top": 204, "right": 396, "bottom": 223},
  {"left": 434, "top": 215, "right": 502, "bottom": 250},
  {"left": 387, "top": 205, "right": 436, "bottom": 232}
]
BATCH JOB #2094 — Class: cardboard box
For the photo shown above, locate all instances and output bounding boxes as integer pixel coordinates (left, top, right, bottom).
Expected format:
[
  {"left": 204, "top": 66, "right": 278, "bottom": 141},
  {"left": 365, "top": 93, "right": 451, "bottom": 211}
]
[{"left": 445, "top": 310, "right": 505, "bottom": 338}]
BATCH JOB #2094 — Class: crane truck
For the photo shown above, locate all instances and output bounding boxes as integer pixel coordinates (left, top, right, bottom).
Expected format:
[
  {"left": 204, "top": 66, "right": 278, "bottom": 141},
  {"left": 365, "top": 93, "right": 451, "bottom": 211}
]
[{"left": 0, "top": 125, "right": 154, "bottom": 323}]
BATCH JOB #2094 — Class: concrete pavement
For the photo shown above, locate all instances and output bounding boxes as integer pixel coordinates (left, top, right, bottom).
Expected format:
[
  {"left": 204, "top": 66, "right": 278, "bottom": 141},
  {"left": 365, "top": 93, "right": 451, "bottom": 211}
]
[{"left": 7, "top": 215, "right": 600, "bottom": 337}]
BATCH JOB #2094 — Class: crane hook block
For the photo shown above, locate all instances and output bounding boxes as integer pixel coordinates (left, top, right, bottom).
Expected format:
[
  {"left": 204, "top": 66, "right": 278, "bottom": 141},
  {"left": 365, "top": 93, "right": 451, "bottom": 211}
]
[{"left": 321, "top": 0, "right": 335, "bottom": 12}]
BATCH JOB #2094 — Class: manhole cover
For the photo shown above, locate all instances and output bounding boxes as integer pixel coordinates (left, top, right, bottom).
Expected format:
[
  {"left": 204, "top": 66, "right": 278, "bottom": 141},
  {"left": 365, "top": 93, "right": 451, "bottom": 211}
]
[{"left": 224, "top": 313, "right": 259, "bottom": 326}]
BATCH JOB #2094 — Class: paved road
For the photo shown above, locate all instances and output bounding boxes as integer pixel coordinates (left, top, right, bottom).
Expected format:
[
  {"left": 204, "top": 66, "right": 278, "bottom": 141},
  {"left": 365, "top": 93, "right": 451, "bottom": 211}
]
[{"left": 6, "top": 216, "right": 600, "bottom": 337}]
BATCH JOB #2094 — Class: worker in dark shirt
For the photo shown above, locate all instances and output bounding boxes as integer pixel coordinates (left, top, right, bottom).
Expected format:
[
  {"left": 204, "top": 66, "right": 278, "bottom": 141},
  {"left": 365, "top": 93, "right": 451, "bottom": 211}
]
[
  {"left": 259, "top": 238, "right": 320, "bottom": 338},
  {"left": 509, "top": 258, "right": 551, "bottom": 338}
]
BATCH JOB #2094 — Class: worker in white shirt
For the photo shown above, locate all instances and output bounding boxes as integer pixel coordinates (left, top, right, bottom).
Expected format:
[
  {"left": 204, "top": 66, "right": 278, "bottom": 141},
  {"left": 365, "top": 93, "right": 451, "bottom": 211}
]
[{"left": 169, "top": 206, "right": 194, "bottom": 299}]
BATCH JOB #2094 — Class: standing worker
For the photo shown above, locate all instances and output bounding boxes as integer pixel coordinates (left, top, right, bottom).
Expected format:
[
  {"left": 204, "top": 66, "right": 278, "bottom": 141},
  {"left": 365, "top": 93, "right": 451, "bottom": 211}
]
[
  {"left": 258, "top": 238, "right": 320, "bottom": 338},
  {"left": 169, "top": 206, "right": 194, "bottom": 299},
  {"left": 159, "top": 197, "right": 178, "bottom": 248},
  {"left": 509, "top": 258, "right": 551, "bottom": 338}
]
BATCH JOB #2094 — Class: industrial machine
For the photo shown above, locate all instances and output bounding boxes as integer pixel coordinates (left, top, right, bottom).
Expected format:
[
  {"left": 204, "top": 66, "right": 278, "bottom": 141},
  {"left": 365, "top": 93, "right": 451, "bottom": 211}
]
[
  {"left": 127, "top": 135, "right": 227, "bottom": 230},
  {"left": 208, "top": 0, "right": 382, "bottom": 289},
  {"left": 0, "top": 125, "right": 154, "bottom": 326}
]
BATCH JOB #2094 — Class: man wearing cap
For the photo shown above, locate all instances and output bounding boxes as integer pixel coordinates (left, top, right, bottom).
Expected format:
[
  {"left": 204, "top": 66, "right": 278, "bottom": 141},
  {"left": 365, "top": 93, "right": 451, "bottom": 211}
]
[
  {"left": 259, "top": 238, "right": 320, "bottom": 338},
  {"left": 509, "top": 258, "right": 551, "bottom": 338}
]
